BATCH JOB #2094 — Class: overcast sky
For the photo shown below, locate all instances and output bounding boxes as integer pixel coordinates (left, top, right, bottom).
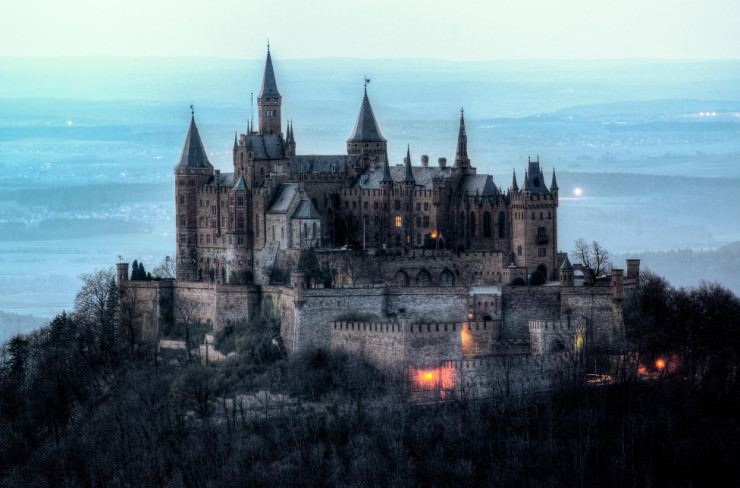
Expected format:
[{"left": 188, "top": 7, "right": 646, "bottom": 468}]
[{"left": 1, "top": 0, "right": 737, "bottom": 60}]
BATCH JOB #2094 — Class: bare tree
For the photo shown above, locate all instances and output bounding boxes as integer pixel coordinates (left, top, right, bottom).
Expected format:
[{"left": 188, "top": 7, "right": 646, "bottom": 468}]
[
  {"left": 74, "top": 269, "right": 117, "bottom": 330},
  {"left": 152, "top": 256, "right": 176, "bottom": 279},
  {"left": 571, "top": 238, "right": 611, "bottom": 277}
]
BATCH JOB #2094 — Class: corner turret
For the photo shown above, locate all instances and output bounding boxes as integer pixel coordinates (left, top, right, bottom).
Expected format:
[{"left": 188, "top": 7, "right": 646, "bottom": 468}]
[{"left": 347, "top": 82, "right": 387, "bottom": 164}]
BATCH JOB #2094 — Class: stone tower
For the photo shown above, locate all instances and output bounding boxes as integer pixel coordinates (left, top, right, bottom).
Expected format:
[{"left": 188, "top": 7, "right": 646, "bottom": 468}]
[
  {"left": 509, "top": 158, "right": 559, "bottom": 280},
  {"left": 258, "top": 46, "right": 282, "bottom": 136},
  {"left": 175, "top": 112, "right": 214, "bottom": 281},
  {"left": 346, "top": 85, "right": 387, "bottom": 167}
]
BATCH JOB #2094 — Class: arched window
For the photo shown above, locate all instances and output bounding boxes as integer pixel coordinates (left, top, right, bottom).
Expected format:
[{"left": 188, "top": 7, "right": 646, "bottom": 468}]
[
  {"left": 440, "top": 269, "right": 455, "bottom": 287},
  {"left": 469, "top": 212, "right": 476, "bottom": 237},
  {"left": 483, "top": 212, "right": 492, "bottom": 237},
  {"left": 498, "top": 212, "right": 505, "bottom": 238}
]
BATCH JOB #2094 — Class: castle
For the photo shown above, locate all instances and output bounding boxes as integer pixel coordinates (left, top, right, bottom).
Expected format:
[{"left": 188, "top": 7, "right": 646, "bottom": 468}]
[{"left": 117, "top": 48, "right": 639, "bottom": 399}]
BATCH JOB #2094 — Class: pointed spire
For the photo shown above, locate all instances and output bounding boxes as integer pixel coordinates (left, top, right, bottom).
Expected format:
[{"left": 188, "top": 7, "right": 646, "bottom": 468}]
[
  {"left": 348, "top": 85, "right": 386, "bottom": 142},
  {"left": 550, "top": 168, "right": 559, "bottom": 191},
  {"left": 176, "top": 112, "right": 211, "bottom": 169},
  {"left": 233, "top": 131, "right": 238, "bottom": 152},
  {"left": 511, "top": 169, "right": 519, "bottom": 192},
  {"left": 258, "top": 45, "right": 281, "bottom": 99},
  {"left": 381, "top": 152, "right": 393, "bottom": 183},
  {"left": 522, "top": 169, "right": 529, "bottom": 190},
  {"left": 560, "top": 255, "right": 573, "bottom": 270},
  {"left": 404, "top": 144, "right": 415, "bottom": 183},
  {"left": 286, "top": 119, "right": 295, "bottom": 144},
  {"left": 454, "top": 108, "right": 470, "bottom": 167}
]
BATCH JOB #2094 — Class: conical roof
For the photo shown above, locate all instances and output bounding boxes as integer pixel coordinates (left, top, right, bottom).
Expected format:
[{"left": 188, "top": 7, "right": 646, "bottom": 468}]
[
  {"left": 381, "top": 153, "right": 393, "bottom": 183},
  {"left": 348, "top": 87, "right": 386, "bottom": 143},
  {"left": 233, "top": 175, "right": 247, "bottom": 191},
  {"left": 176, "top": 115, "right": 211, "bottom": 169},
  {"left": 258, "top": 46, "right": 281, "bottom": 99},
  {"left": 511, "top": 169, "right": 519, "bottom": 192},
  {"left": 560, "top": 255, "right": 573, "bottom": 270},
  {"left": 403, "top": 145, "right": 415, "bottom": 183},
  {"left": 550, "top": 168, "right": 559, "bottom": 190},
  {"left": 455, "top": 109, "right": 470, "bottom": 167}
]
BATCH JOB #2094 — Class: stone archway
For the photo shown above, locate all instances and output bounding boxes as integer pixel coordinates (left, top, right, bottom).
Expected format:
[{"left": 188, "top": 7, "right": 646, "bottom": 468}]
[
  {"left": 537, "top": 264, "right": 547, "bottom": 280},
  {"left": 416, "top": 269, "right": 432, "bottom": 286},
  {"left": 440, "top": 268, "right": 455, "bottom": 287},
  {"left": 394, "top": 269, "right": 410, "bottom": 287}
]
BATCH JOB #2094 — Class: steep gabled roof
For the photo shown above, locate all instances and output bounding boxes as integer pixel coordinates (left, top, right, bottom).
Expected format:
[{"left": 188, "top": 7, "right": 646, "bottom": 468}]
[
  {"left": 560, "top": 255, "right": 573, "bottom": 270},
  {"left": 233, "top": 175, "right": 247, "bottom": 191},
  {"left": 176, "top": 115, "right": 212, "bottom": 170},
  {"left": 258, "top": 46, "right": 281, "bottom": 99},
  {"left": 347, "top": 87, "right": 386, "bottom": 143},
  {"left": 266, "top": 183, "right": 298, "bottom": 214},
  {"left": 292, "top": 199, "right": 321, "bottom": 220},
  {"left": 246, "top": 134, "right": 285, "bottom": 160},
  {"left": 461, "top": 174, "right": 498, "bottom": 197},
  {"left": 403, "top": 145, "right": 415, "bottom": 183}
]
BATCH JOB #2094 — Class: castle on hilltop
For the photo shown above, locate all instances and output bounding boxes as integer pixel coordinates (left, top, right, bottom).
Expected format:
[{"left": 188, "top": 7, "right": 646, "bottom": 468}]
[{"left": 117, "top": 48, "right": 639, "bottom": 400}]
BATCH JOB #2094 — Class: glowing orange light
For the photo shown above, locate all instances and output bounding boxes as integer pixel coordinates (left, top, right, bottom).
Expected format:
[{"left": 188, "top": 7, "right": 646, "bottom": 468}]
[
  {"left": 424, "top": 372, "right": 434, "bottom": 380},
  {"left": 655, "top": 359, "right": 665, "bottom": 370},
  {"left": 467, "top": 312, "right": 474, "bottom": 320},
  {"left": 431, "top": 232, "right": 438, "bottom": 239}
]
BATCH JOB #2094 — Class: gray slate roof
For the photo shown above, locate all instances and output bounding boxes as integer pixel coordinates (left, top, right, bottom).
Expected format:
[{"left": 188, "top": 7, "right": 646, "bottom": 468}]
[
  {"left": 233, "top": 175, "right": 247, "bottom": 191},
  {"left": 347, "top": 88, "right": 386, "bottom": 143},
  {"left": 290, "top": 155, "right": 350, "bottom": 174},
  {"left": 461, "top": 174, "right": 498, "bottom": 197},
  {"left": 205, "top": 172, "right": 234, "bottom": 187},
  {"left": 267, "top": 183, "right": 298, "bottom": 214},
  {"left": 560, "top": 255, "right": 573, "bottom": 270},
  {"left": 176, "top": 116, "right": 212, "bottom": 170},
  {"left": 521, "top": 160, "right": 550, "bottom": 195},
  {"left": 353, "top": 165, "right": 452, "bottom": 189},
  {"left": 292, "top": 199, "right": 321, "bottom": 219},
  {"left": 246, "top": 134, "right": 285, "bottom": 160},
  {"left": 258, "top": 48, "right": 281, "bottom": 99}
]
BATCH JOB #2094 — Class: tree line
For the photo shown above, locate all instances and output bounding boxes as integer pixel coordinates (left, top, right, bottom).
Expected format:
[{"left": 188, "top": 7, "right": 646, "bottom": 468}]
[{"left": 0, "top": 268, "right": 739, "bottom": 486}]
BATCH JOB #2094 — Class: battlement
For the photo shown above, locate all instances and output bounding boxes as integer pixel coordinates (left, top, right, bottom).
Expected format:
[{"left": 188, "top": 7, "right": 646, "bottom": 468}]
[{"left": 528, "top": 319, "right": 573, "bottom": 333}]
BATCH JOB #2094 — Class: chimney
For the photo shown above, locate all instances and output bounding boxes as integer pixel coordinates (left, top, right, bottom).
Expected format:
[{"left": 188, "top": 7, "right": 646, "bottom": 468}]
[
  {"left": 421, "top": 155, "right": 429, "bottom": 167},
  {"left": 438, "top": 157, "right": 447, "bottom": 169}
]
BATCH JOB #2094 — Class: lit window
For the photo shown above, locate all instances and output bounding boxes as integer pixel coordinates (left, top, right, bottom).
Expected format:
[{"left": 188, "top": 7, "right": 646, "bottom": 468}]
[{"left": 395, "top": 216, "right": 402, "bottom": 227}]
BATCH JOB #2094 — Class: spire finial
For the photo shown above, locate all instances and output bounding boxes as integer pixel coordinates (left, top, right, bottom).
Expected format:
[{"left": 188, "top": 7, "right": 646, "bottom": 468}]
[
  {"left": 267, "top": 39, "right": 270, "bottom": 51},
  {"left": 190, "top": 104, "right": 194, "bottom": 117}
]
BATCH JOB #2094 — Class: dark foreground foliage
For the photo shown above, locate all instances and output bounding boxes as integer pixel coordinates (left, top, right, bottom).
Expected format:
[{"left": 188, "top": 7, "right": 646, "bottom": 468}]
[{"left": 1, "top": 271, "right": 740, "bottom": 486}]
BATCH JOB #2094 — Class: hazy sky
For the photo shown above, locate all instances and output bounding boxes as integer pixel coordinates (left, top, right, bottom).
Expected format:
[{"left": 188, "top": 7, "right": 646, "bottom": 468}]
[{"left": 1, "top": 0, "right": 738, "bottom": 60}]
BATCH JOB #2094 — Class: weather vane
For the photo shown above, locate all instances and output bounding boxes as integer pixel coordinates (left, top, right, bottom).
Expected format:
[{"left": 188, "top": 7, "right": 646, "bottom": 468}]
[
  {"left": 364, "top": 76, "right": 371, "bottom": 88},
  {"left": 190, "top": 104, "right": 194, "bottom": 116}
]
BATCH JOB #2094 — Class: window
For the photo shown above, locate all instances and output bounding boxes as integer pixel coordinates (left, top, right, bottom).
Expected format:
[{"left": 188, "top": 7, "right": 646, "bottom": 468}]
[
  {"left": 498, "top": 212, "right": 506, "bottom": 239},
  {"left": 236, "top": 196, "right": 244, "bottom": 206},
  {"left": 424, "top": 202, "right": 429, "bottom": 211},
  {"left": 352, "top": 201, "right": 356, "bottom": 209},
  {"left": 483, "top": 212, "right": 492, "bottom": 237},
  {"left": 469, "top": 212, "right": 476, "bottom": 237},
  {"left": 395, "top": 215, "right": 402, "bottom": 227},
  {"left": 416, "top": 217, "right": 421, "bottom": 228},
  {"left": 364, "top": 201, "right": 368, "bottom": 209},
  {"left": 416, "top": 202, "right": 421, "bottom": 211},
  {"left": 537, "top": 226, "right": 548, "bottom": 244},
  {"left": 237, "top": 214, "right": 244, "bottom": 230},
  {"left": 374, "top": 202, "right": 378, "bottom": 209},
  {"left": 538, "top": 248, "right": 547, "bottom": 257},
  {"left": 423, "top": 215, "right": 430, "bottom": 228},
  {"left": 179, "top": 195, "right": 184, "bottom": 204},
  {"left": 517, "top": 245, "right": 522, "bottom": 256},
  {"left": 394, "top": 200, "right": 401, "bottom": 210},
  {"left": 531, "top": 212, "right": 535, "bottom": 220},
  {"left": 212, "top": 206, "right": 217, "bottom": 216},
  {"left": 374, "top": 216, "right": 379, "bottom": 225}
]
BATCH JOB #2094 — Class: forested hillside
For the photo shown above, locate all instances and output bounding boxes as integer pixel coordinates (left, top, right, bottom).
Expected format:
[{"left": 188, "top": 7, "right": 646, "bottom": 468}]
[{"left": 1, "top": 271, "right": 740, "bottom": 486}]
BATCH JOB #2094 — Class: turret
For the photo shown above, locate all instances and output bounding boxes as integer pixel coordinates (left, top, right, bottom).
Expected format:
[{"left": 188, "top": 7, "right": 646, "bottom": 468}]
[
  {"left": 175, "top": 110, "right": 214, "bottom": 282},
  {"left": 257, "top": 45, "right": 282, "bottom": 136},
  {"left": 347, "top": 83, "right": 387, "bottom": 164},
  {"left": 402, "top": 145, "right": 415, "bottom": 185},
  {"left": 116, "top": 262, "right": 129, "bottom": 285},
  {"left": 559, "top": 255, "right": 574, "bottom": 287},
  {"left": 285, "top": 120, "right": 296, "bottom": 157},
  {"left": 510, "top": 169, "right": 519, "bottom": 193}
]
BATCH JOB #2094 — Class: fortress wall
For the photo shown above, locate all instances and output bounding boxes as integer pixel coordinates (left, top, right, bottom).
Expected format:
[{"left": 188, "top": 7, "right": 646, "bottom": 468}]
[
  {"left": 501, "top": 286, "right": 561, "bottom": 339},
  {"left": 460, "top": 320, "right": 502, "bottom": 358},
  {"left": 120, "top": 281, "right": 169, "bottom": 342},
  {"left": 290, "top": 287, "right": 387, "bottom": 352},
  {"left": 385, "top": 286, "right": 468, "bottom": 321},
  {"left": 172, "top": 282, "right": 218, "bottom": 327},
  {"left": 403, "top": 321, "right": 464, "bottom": 368},
  {"left": 330, "top": 321, "right": 406, "bottom": 372},
  {"left": 561, "top": 288, "right": 622, "bottom": 346},
  {"left": 214, "top": 286, "right": 259, "bottom": 331}
]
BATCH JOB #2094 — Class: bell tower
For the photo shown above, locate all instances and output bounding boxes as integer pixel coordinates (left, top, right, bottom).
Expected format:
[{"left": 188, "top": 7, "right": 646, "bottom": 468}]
[{"left": 257, "top": 45, "right": 282, "bottom": 136}]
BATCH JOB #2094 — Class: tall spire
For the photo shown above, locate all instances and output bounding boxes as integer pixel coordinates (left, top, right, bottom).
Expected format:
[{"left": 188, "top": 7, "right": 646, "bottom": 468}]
[
  {"left": 404, "top": 144, "right": 415, "bottom": 183},
  {"left": 511, "top": 169, "right": 519, "bottom": 192},
  {"left": 258, "top": 44, "right": 281, "bottom": 100},
  {"left": 550, "top": 168, "right": 559, "bottom": 191},
  {"left": 348, "top": 85, "right": 386, "bottom": 143},
  {"left": 286, "top": 119, "right": 295, "bottom": 144},
  {"left": 454, "top": 108, "right": 470, "bottom": 168},
  {"left": 233, "top": 131, "right": 238, "bottom": 152},
  {"left": 176, "top": 111, "right": 211, "bottom": 170},
  {"left": 381, "top": 152, "right": 393, "bottom": 183}
]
